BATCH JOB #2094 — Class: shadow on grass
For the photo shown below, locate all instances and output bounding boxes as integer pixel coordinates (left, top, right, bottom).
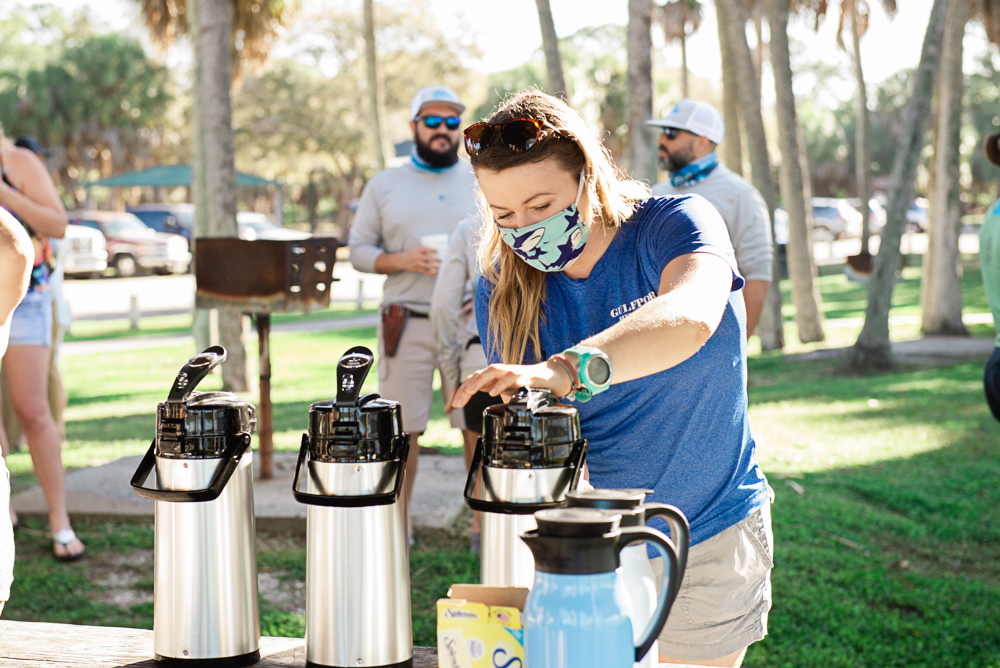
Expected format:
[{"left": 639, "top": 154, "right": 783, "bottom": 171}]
[{"left": 749, "top": 434, "right": 1000, "bottom": 668}]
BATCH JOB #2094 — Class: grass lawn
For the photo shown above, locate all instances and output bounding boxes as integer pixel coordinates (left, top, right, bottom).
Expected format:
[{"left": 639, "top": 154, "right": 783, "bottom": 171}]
[{"left": 3, "top": 265, "right": 999, "bottom": 666}]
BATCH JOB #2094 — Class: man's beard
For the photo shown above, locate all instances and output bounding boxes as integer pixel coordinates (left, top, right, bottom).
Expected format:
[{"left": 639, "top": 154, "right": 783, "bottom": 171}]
[
  {"left": 658, "top": 145, "right": 695, "bottom": 172},
  {"left": 415, "top": 132, "right": 459, "bottom": 168}
]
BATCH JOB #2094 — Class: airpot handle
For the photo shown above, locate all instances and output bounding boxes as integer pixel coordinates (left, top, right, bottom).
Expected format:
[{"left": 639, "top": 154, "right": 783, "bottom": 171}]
[
  {"left": 130, "top": 433, "right": 252, "bottom": 503},
  {"left": 336, "top": 346, "right": 374, "bottom": 407},
  {"left": 167, "top": 346, "right": 227, "bottom": 404}
]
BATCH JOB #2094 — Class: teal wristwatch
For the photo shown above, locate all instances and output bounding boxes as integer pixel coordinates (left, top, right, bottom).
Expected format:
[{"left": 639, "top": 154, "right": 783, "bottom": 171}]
[{"left": 560, "top": 346, "right": 613, "bottom": 402}]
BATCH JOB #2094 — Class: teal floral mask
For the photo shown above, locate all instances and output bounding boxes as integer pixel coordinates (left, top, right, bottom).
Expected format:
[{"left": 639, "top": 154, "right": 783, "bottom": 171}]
[{"left": 496, "top": 170, "right": 588, "bottom": 272}]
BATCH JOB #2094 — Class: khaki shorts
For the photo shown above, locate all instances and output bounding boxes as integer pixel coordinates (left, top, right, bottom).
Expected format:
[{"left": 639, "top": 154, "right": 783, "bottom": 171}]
[
  {"left": 448, "top": 339, "right": 490, "bottom": 431},
  {"left": 377, "top": 315, "right": 438, "bottom": 434},
  {"left": 649, "top": 497, "right": 774, "bottom": 661}
]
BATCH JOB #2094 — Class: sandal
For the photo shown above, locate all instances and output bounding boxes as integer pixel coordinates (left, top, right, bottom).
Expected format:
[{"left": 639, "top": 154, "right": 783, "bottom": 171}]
[{"left": 53, "top": 528, "right": 85, "bottom": 562}]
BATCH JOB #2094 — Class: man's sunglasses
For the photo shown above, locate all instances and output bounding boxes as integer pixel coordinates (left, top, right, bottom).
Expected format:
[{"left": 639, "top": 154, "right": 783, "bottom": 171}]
[
  {"left": 418, "top": 115, "right": 461, "bottom": 130},
  {"left": 463, "top": 118, "right": 560, "bottom": 157},
  {"left": 660, "top": 127, "right": 684, "bottom": 140}
]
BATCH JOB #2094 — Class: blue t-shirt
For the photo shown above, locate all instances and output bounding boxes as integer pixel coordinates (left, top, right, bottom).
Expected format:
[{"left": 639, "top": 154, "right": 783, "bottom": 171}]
[{"left": 476, "top": 195, "right": 768, "bottom": 546}]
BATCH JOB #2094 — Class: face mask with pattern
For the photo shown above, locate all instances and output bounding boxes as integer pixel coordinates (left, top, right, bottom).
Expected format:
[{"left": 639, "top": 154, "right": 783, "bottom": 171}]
[{"left": 495, "top": 170, "right": 588, "bottom": 272}]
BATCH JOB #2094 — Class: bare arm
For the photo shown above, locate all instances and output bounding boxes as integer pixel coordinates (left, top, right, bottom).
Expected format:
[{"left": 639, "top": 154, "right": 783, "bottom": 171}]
[
  {"left": 451, "top": 252, "right": 734, "bottom": 406},
  {"left": 0, "top": 148, "right": 67, "bottom": 239},
  {"left": 742, "top": 279, "right": 770, "bottom": 338},
  {"left": 0, "top": 207, "right": 33, "bottom": 356}
]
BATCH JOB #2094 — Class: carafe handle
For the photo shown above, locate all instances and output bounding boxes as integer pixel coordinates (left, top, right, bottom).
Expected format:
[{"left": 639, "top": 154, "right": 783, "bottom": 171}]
[
  {"left": 642, "top": 503, "right": 690, "bottom": 601},
  {"left": 167, "top": 346, "right": 227, "bottom": 404},
  {"left": 130, "top": 433, "right": 251, "bottom": 502},
  {"left": 463, "top": 437, "right": 589, "bottom": 514},
  {"left": 618, "top": 526, "right": 682, "bottom": 663},
  {"left": 291, "top": 433, "right": 411, "bottom": 507}
]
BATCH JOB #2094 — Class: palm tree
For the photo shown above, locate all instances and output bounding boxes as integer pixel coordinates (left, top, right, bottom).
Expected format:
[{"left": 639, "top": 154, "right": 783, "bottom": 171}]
[
  {"left": 767, "top": 0, "right": 826, "bottom": 343},
  {"left": 715, "top": 0, "right": 785, "bottom": 350},
  {"left": 716, "top": 12, "right": 744, "bottom": 175},
  {"left": 848, "top": 0, "right": 951, "bottom": 372},
  {"left": 363, "top": 0, "right": 388, "bottom": 170},
  {"left": 536, "top": 0, "right": 568, "bottom": 97},
  {"left": 836, "top": 0, "right": 898, "bottom": 257},
  {"left": 921, "top": 0, "right": 970, "bottom": 335},
  {"left": 627, "top": 0, "right": 657, "bottom": 183},
  {"left": 658, "top": 0, "right": 703, "bottom": 97},
  {"left": 136, "top": 0, "right": 294, "bottom": 391}
]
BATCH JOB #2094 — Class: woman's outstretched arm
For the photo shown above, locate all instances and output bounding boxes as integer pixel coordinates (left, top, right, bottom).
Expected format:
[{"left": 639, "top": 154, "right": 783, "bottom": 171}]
[{"left": 452, "top": 251, "right": 733, "bottom": 406}]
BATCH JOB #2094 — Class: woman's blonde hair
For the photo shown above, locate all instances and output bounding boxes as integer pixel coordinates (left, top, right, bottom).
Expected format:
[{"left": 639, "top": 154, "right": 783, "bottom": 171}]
[{"left": 472, "top": 89, "right": 649, "bottom": 364}]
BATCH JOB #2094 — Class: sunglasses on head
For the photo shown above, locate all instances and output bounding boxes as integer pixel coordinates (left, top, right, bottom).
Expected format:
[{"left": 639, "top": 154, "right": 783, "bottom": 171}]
[
  {"left": 463, "top": 118, "right": 561, "bottom": 157},
  {"left": 418, "top": 115, "right": 461, "bottom": 130},
  {"left": 660, "top": 127, "right": 684, "bottom": 140}
]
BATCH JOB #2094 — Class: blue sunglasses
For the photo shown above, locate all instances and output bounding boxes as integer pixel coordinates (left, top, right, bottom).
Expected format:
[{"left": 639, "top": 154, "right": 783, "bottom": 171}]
[{"left": 418, "top": 115, "right": 461, "bottom": 130}]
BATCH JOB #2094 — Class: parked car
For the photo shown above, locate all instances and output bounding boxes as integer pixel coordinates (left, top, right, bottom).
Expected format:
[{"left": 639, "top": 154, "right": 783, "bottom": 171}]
[
  {"left": 906, "top": 198, "right": 930, "bottom": 232},
  {"left": 236, "top": 211, "right": 311, "bottom": 241},
  {"left": 773, "top": 198, "right": 865, "bottom": 245},
  {"left": 68, "top": 211, "right": 191, "bottom": 277},
  {"left": 52, "top": 224, "right": 108, "bottom": 279},
  {"left": 128, "top": 203, "right": 194, "bottom": 242}
]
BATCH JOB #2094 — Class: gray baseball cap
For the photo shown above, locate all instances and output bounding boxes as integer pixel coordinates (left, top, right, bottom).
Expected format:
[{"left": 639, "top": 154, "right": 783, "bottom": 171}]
[{"left": 646, "top": 99, "right": 725, "bottom": 145}]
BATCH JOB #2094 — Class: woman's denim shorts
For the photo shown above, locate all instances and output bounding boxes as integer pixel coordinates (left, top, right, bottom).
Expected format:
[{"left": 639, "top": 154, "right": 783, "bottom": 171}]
[{"left": 8, "top": 290, "right": 54, "bottom": 348}]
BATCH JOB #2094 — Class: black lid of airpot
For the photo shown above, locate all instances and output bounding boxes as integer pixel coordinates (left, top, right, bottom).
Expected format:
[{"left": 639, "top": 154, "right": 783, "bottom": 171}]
[
  {"left": 306, "top": 346, "right": 405, "bottom": 463},
  {"left": 482, "top": 387, "right": 582, "bottom": 468},
  {"left": 156, "top": 347, "right": 257, "bottom": 459}
]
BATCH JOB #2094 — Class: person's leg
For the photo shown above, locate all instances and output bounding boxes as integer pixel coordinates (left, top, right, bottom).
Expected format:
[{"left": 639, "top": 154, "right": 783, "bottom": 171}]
[
  {"left": 3, "top": 345, "right": 83, "bottom": 559},
  {"left": 652, "top": 499, "right": 773, "bottom": 666},
  {"left": 984, "top": 347, "right": 1000, "bottom": 422},
  {"left": 0, "top": 389, "right": 16, "bottom": 529}
]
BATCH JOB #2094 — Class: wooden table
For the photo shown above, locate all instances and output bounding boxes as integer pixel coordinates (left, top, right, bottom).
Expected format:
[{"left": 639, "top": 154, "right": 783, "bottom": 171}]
[
  {"left": 0, "top": 621, "right": 437, "bottom": 667},
  {"left": 0, "top": 620, "right": 705, "bottom": 667}
]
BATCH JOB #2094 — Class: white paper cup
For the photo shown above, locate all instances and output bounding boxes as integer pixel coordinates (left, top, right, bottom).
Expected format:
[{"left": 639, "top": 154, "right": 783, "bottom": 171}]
[{"left": 419, "top": 233, "right": 450, "bottom": 255}]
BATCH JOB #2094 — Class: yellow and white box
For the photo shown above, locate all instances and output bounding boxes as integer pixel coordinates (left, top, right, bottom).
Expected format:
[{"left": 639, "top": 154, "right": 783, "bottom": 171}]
[{"left": 437, "top": 585, "right": 529, "bottom": 668}]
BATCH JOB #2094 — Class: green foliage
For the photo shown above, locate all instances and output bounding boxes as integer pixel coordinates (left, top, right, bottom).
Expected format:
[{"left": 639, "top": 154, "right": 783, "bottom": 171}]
[
  {"left": 964, "top": 51, "right": 1000, "bottom": 206},
  {"left": 0, "top": 8, "right": 172, "bottom": 188}
]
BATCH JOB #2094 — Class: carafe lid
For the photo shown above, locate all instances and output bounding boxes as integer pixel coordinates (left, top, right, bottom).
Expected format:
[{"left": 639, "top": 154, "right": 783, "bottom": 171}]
[
  {"left": 482, "top": 387, "right": 582, "bottom": 468},
  {"left": 306, "top": 346, "right": 405, "bottom": 462},
  {"left": 534, "top": 507, "right": 622, "bottom": 537},
  {"left": 156, "top": 347, "right": 257, "bottom": 459}
]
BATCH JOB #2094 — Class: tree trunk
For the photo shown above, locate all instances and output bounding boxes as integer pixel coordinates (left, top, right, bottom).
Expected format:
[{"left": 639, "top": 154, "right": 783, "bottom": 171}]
[
  {"left": 921, "top": 0, "right": 969, "bottom": 335},
  {"left": 627, "top": 0, "right": 657, "bottom": 184},
  {"left": 717, "top": 11, "right": 744, "bottom": 176},
  {"left": 199, "top": 0, "right": 250, "bottom": 391},
  {"left": 189, "top": 0, "right": 213, "bottom": 356},
  {"left": 768, "top": 0, "right": 825, "bottom": 343},
  {"left": 852, "top": 7, "right": 873, "bottom": 256},
  {"left": 753, "top": 3, "right": 764, "bottom": 88},
  {"left": 680, "top": 31, "right": 689, "bottom": 97},
  {"left": 363, "top": 0, "right": 387, "bottom": 171},
  {"left": 848, "top": 0, "right": 951, "bottom": 372},
  {"left": 716, "top": 0, "right": 784, "bottom": 350},
  {"left": 535, "top": 0, "right": 567, "bottom": 97}
]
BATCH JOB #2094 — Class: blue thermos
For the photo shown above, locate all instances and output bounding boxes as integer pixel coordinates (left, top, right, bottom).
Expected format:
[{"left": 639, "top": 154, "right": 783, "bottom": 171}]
[{"left": 520, "top": 507, "right": 683, "bottom": 668}]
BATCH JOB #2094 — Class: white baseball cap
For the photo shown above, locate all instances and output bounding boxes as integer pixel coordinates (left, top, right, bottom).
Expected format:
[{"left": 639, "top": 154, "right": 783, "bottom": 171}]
[
  {"left": 646, "top": 99, "right": 725, "bottom": 145},
  {"left": 410, "top": 85, "right": 465, "bottom": 120}
]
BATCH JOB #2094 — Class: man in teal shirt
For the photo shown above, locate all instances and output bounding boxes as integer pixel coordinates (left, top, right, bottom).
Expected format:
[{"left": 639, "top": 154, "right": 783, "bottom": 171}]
[{"left": 980, "top": 132, "right": 1000, "bottom": 421}]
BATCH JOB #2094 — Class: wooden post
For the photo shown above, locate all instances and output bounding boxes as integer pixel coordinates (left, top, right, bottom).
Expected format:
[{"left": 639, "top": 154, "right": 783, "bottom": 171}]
[{"left": 257, "top": 313, "right": 273, "bottom": 479}]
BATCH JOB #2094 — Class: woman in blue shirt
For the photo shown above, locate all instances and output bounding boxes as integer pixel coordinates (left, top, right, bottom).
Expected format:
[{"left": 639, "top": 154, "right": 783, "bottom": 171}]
[{"left": 451, "top": 90, "right": 772, "bottom": 666}]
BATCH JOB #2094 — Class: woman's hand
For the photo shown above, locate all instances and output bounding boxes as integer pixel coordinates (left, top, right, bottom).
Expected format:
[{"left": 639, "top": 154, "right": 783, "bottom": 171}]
[{"left": 451, "top": 359, "right": 574, "bottom": 409}]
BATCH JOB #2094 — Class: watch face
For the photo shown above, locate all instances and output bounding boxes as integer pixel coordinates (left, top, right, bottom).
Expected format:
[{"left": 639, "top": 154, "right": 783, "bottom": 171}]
[{"left": 586, "top": 356, "right": 612, "bottom": 386}]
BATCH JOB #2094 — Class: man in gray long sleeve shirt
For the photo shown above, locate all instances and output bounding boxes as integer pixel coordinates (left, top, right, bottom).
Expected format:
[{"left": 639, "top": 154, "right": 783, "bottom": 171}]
[
  {"left": 348, "top": 85, "right": 477, "bottom": 528},
  {"left": 649, "top": 99, "right": 773, "bottom": 337}
]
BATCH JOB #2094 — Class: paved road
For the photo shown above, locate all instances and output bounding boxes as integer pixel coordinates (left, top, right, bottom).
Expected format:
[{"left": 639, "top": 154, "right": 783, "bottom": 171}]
[{"left": 62, "top": 261, "right": 386, "bottom": 320}]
